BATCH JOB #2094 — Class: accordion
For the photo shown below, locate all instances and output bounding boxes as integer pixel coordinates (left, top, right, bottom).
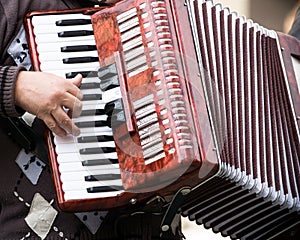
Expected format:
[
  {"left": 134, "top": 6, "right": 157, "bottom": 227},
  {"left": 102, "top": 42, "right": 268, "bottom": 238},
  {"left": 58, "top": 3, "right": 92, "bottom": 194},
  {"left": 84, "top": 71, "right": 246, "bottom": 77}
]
[{"left": 25, "top": 0, "right": 300, "bottom": 239}]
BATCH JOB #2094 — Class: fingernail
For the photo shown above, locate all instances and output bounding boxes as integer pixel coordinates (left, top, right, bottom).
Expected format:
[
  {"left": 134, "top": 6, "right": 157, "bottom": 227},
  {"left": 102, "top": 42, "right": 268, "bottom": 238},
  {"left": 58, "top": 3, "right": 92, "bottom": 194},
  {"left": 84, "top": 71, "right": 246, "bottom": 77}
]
[{"left": 74, "top": 128, "right": 81, "bottom": 136}]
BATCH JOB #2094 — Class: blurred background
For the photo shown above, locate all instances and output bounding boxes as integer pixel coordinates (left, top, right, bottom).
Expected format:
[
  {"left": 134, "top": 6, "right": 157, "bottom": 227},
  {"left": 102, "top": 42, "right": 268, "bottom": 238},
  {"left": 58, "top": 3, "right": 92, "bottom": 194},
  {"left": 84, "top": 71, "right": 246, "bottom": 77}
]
[
  {"left": 214, "top": 0, "right": 299, "bottom": 33},
  {"left": 181, "top": 0, "right": 300, "bottom": 239}
]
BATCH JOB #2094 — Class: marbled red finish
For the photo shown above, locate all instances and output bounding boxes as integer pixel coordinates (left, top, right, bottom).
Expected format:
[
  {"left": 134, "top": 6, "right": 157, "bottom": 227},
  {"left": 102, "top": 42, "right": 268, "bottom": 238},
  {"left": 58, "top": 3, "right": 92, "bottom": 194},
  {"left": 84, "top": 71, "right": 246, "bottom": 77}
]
[
  {"left": 93, "top": 12, "right": 121, "bottom": 66},
  {"left": 92, "top": 0, "right": 219, "bottom": 192}
]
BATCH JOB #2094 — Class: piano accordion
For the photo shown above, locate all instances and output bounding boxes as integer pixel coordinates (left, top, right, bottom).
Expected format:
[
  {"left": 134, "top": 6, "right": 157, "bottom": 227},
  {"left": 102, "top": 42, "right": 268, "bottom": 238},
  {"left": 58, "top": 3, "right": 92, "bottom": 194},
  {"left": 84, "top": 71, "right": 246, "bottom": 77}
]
[{"left": 25, "top": 0, "right": 300, "bottom": 239}]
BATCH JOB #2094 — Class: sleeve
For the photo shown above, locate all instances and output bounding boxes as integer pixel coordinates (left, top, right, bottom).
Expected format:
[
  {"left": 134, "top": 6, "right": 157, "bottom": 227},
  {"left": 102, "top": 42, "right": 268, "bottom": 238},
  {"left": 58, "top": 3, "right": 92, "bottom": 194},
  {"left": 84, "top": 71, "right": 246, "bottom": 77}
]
[
  {"left": 0, "top": 65, "right": 26, "bottom": 117},
  {"left": 289, "top": 6, "right": 300, "bottom": 39}
]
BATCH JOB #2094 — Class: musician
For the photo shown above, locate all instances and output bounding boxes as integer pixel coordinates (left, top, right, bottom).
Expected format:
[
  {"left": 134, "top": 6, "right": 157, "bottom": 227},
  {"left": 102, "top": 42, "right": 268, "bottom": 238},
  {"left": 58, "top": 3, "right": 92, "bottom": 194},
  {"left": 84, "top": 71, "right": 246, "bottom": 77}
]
[
  {"left": 1, "top": 0, "right": 300, "bottom": 239},
  {"left": 0, "top": 0, "right": 183, "bottom": 239}
]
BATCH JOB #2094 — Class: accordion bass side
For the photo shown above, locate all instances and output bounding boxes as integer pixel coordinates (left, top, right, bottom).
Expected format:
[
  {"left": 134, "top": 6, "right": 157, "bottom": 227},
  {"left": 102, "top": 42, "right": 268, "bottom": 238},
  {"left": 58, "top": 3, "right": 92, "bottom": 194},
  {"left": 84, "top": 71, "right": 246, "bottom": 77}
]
[{"left": 25, "top": 0, "right": 300, "bottom": 238}]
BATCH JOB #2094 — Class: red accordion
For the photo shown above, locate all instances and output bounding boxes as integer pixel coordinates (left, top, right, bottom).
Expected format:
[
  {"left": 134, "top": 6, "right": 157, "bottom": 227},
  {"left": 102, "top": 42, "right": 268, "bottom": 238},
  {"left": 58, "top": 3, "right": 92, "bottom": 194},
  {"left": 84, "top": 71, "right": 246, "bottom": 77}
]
[{"left": 25, "top": 0, "right": 300, "bottom": 239}]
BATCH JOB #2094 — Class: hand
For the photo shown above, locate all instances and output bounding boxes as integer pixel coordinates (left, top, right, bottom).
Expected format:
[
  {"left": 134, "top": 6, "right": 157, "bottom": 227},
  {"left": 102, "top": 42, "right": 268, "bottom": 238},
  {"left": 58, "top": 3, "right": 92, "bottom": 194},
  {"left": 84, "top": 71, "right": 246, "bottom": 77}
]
[{"left": 15, "top": 71, "right": 83, "bottom": 137}]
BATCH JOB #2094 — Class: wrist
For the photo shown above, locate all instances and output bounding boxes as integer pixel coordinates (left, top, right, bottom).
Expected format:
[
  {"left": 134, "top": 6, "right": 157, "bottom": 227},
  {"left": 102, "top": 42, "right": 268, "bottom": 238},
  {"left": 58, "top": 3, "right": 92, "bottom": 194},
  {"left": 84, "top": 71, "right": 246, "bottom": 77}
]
[{"left": 0, "top": 66, "right": 26, "bottom": 117}]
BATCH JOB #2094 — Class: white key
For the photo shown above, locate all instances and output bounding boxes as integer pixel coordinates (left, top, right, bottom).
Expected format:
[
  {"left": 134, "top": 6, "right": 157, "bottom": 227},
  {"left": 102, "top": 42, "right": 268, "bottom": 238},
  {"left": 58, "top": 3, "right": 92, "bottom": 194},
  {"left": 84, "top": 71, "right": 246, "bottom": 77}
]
[
  {"left": 35, "top": 34, "right": 95, "bottom": 44},
  {"left": 81, "top": 77, "right": 101, "bottom": 84},
  {"left": 38, "top": 50, "right": 98, "bottom": 62},
  {"left": 42, "top": 69, "right": 98, "bottom": 78},
  {"left": 60, "top": 168, "right": 121, "bottom": 181},
  {"left": 58, "top": 161, "right": 119, "bottom": 172},
  {"left": 54, "top": 134, "right": 76, "bottom": 144},
  {"left": 63, "top": 189, "right": 124, "bottom": 200},
  {"left": 32, "top": 14, "right": 91, "bottom": 25},
  {"left": 81, "top": 88, "right": 102, "bottom": 96},
  {"left": 62, "top": 179, "right": 122, "bottom": 191},
  {"left": 78, "top": 126, "right": 112, "bottom": 134},
  {"left": 73, "top": 115, "right": 108, "bottom": 124},
  {"left": 81, "top": 103, "right": 106, "bottom": 111},
  {"left": 55, "top": 141, "right": 115, "bottom": 154},
  {"left": 82, "top": 100, "right": 106, "bottom": 107},
  {"left": 102, "top": 87, "right": 122, "bottom": 103},
  {"left": 40, "top": 61, "right": 100, "bottom": 71},
  {"left": 33, "top": 24, "right": 93, "bottom": 34},
  {"left": 36, "top": 40, "right": 96, "bottom": 53},
  {"left": 54, "top": 131, "right": 113, "bottom": 144},
  {"left": 56, "top": 152, "right": 118, "bottom": 163}
]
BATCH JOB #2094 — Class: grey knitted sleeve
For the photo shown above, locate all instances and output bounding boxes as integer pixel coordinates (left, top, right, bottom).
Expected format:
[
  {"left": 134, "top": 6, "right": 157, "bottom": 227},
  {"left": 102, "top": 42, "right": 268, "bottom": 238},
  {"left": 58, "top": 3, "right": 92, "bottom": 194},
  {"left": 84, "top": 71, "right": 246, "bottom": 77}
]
[{"left": 0, "top": 65, "right": 26, "bottom": 117}]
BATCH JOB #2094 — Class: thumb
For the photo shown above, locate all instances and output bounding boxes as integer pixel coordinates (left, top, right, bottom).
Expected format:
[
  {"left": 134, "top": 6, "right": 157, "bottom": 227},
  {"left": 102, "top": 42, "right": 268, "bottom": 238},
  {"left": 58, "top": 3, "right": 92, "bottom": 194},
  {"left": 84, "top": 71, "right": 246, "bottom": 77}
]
[{"left": 71, "top": 74, "right": 83, "bottom": 87}]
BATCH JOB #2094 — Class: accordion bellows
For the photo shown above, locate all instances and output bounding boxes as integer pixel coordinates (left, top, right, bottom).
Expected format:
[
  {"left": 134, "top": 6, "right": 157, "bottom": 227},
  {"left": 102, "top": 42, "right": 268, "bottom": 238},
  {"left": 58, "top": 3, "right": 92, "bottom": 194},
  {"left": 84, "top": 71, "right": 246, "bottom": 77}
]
[{"left": 181, "top": 0, "right": 300, "bottom": 239}]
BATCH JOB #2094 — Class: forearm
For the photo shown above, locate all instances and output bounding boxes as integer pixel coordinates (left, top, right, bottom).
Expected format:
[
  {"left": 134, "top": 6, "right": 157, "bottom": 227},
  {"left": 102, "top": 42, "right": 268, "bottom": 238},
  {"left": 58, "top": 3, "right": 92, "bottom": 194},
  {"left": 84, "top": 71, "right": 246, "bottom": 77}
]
[{"left": 0, "top": 65, "right": 25, "bottom": 117}]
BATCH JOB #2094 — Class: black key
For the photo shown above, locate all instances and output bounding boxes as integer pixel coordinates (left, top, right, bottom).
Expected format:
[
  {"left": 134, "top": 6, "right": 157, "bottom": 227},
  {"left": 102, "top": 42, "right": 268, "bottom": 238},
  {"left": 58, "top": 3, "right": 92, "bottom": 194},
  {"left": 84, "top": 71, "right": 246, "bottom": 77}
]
[
  {"left": 104, "top": 104, "right": 114, "bottom": 116},
  {"left": 87, "top": 185, "right": 123, "bottom": 193},
  {"left": 58, "top": 30, "right": 94, "bottom": 37},
  {"left": 98, "top": 63, "right": 118, "bottom": 79},
  {"left": 85, "top": 173, "right": 121, "bottom": 181},
  {"left": 75, "top": 120, "right": 108, "bottom": 128},
  {"left": 97, "top": 63, "right": 119, "bottom": 91},
  {"left": 80, "top": 82, "right": 100, "bottom": 89},
  {"left": 82, "top": 94, "right": 102, "bottom": 101},
  {"left": 56, "top": 19, "right": 92, "bottom": 26},
  {"left": 63, "top": 56, "right": 99, "bottom": 64},
  {"left": 80, "top": 109, "right": 106, "bottom": 116},
  {"left": 77, "top": 135, "right": 114, "bottom": 143},
  {"left": 66, "top": 70, "right": 98, "bottom": 78},
  {"left": 80, "top": 147, "right": 116, "bottom": 154},
  {"left": 100, "top": 77, "right": 119, "bottom": 91},
  {"left": 82, "top": 158, "right": 118, "bottom": 166},
  {"left": 106, "top": 111, "right": 126, "bottom": 128},
  {"left": 104, "top": 98, "right": 123, "bottom": 115},
  {"left": 61, "top": 45, "right": 96, "bottom": 52}
]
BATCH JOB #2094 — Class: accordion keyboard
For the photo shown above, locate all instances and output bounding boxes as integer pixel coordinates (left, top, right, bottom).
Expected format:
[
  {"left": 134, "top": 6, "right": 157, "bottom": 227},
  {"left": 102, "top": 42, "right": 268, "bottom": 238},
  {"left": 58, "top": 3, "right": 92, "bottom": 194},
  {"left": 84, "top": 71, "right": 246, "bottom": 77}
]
[{"left": 31, "top": 13, "right": 124, "bottom": 200}]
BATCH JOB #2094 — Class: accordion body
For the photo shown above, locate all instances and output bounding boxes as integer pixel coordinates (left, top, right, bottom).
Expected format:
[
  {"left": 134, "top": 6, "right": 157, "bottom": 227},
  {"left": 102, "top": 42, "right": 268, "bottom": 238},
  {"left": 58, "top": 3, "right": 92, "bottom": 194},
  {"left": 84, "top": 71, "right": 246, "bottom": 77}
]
[{"left": 25, "top": 0, "right": 300, "bottom": 239}]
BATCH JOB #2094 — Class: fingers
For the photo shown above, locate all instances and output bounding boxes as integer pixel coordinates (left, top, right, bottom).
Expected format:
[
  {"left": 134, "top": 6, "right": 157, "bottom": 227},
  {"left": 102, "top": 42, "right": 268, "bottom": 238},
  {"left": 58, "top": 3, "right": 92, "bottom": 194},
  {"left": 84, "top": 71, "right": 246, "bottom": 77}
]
[
  {"left": 59, "top": 74, "right": 83, "bottom": 118},
  {"left": 61, "top": 92, "right": 83, "bottom": 118},
  {"left": 40, "top": 74, "right": 84, "bottom": 136},
  {"left": 39, "top": 108, "right": 68, "bottom": 137},
  {"left": 40, "top": 106, "right": 81, "bottom": 137},
  {"left": 44, "top": 116, "right": 68, "bottom": 137},
  {"left": 71, "top": 74, "right": 83, "bottom": 87},
  {"left": 50, "top": 74, "right": 83, "bottom": 136},
  {"left": 67, "top": 74, "right": 83, "bottom": 100},
  {"left": 52, "top": 107, "right": 81, "bottom": 136}
]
